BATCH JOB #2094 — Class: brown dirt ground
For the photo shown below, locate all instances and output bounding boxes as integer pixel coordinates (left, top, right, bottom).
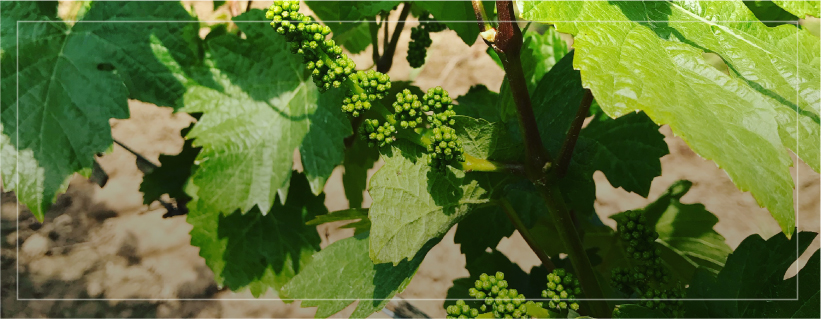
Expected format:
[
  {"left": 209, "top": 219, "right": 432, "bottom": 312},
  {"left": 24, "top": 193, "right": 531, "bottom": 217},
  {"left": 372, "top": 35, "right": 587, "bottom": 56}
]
[{"left": 2, "top": 1, "right": 819, "bottom": 318}]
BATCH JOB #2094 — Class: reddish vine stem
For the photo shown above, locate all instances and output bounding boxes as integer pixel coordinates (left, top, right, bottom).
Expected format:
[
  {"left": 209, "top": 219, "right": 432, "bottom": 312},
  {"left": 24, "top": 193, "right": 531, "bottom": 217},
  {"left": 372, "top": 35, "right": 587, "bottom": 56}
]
[
  {"left": 499, "top": 199, "right": 556, "bottom": 272},
  {"left": 493, "top": 0, "right": 550, "bottom": 174},
  {"left": 554, "top": 89, "right": 594, "bottom": 178},
  {"left": 476, "top": 1, "right": 610, "bottom": 317}
]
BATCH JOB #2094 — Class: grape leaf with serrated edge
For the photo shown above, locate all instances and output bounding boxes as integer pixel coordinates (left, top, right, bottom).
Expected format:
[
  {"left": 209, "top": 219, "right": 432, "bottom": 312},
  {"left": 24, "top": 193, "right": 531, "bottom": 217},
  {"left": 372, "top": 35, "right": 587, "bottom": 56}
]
[
  {"left": 0, "top": 1, "right": 198, "bottom": 220},
  {"left": 772, "top": 0, "right": 820, "bottom": 18},
  {"left": 187, "top": 171, "right": 322, "bottom": 297},
  {"left": 519, "top": 0, "right": 821, "bottom": 237},
  {"left": 140, "top": 124, "right": 199, "bottom": 205},
  {"left": 280, "top": 231, "right": 436, "bottom": 319},
  {"left": 167, "top": 10, "right": 347, "bottom": 215},
  {"left": 684, "top": 231, "right": 819, "bottom": 318},
  {"left": 368, "top": 139, "right": 514, "bottom": 264}
]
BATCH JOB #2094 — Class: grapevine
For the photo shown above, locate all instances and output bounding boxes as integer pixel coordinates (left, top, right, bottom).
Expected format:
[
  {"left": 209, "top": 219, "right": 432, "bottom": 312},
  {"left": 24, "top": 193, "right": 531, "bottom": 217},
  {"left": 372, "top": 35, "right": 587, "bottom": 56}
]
[
  {"left": 6, "top": 1, "right": 816, "bottom": 319},
  {"left": 266, "top": 1, "right": 464, "bottom": 170}
]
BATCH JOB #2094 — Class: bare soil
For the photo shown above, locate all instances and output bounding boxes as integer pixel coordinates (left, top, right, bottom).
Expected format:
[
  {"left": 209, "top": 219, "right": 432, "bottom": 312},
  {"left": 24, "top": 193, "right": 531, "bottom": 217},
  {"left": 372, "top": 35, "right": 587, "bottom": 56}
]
[{"left": 2, "top": 2, "right": 818, "bottom": 318}]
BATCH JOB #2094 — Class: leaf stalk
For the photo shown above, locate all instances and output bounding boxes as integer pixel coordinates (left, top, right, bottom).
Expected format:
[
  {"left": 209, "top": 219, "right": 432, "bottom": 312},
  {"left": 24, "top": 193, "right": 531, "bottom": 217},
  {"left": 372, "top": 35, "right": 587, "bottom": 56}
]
[
  {"left": 553, "top": 89, "right": 593, "bottom": 178},
  {"left": 472, "top": 2, "right": 610, "bottom": 317},
  {"left": 499, "top": 198, "right": 556, "bottom": 271}
]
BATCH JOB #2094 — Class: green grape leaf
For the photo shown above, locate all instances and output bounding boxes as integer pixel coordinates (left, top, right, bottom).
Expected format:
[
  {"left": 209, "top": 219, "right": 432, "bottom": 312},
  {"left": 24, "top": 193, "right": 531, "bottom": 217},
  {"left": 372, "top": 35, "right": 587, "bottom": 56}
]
[
  {"left": 343, "top": 138, "right": 379, "bottom": 208},
  {"left": 368, "top": 139, "right": 512, "bottom": 264},
  {"left": 213, "top": 0, "right": 226, "bottom": 10},
  {"left": 642, "top": 180, "right": 731, "bottom": 279},
  {"left": 744, "top": 1, "right": 800, "bottom": 26},
  {"left": 329, "top": 22, "right": 372, "bottom": 54},
  {"left": 304, "top": 1, "right": 400, "bottom": 53},
  {"left": 306, "top": 208, "right": 371, "bottom": 235},
  {"left": 140, "top": 127, "right": 200, "bottom": 204},
  {"left": 452, "top": 115, "right": 522, "bottom": 162},
  {"left": 498, "top": 28, "right": 570, "bottom": 121},
  {"left": 300, "top": 88, "right": 353, "bottom": 195},
  {"left": 685, "top": 231, "right": 819, "bottom": 318},
  {"left": 580, "top": 112, "right": 669, "bottom": 197},
  {"left": 413, "top": 0, "right": 482, "bottom": 45},
  {"left": 520, "top": 0, "right": 821, "bottom": 237},
  {"left": 456, "top": 85, "right": 503, "bottom": 124},
  {"left": 454, "top": 205, "right": 513, "bottom": 264},
  {"left": 187, "top": 172, "right": 322, "bottom": 297},
  {"left": 772, "top": 0, "right": 820, "bottom": 18},
  {"left": 0, "top": 1, "right": 57, "bottom": 53},
  {"left": 0, "top": 1, "right": 198, "bottom": 220},
  {"left": 178, "top": 11, "right": 348, "bottom": 215},
  {"left": 531, "top": 52, "right": 667, "bottom": 222},
  {"left": 281, "top": 231, "right": 436, "bottom": 319}
]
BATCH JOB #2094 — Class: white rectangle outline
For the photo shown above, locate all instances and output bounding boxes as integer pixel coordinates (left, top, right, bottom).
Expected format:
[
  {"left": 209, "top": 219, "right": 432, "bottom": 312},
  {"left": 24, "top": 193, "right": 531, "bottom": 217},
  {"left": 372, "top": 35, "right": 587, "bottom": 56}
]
[{"left": 0, "top": 0, "right": 814, "bottom": 306}]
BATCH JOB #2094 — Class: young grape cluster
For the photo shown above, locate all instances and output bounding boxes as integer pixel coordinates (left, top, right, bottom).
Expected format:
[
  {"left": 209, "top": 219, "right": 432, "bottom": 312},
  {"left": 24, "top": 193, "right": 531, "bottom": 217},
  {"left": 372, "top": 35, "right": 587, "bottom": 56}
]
[
  {"left": 541, "top": 269, "right": 581, "bottom": 312},
  {"left": 463, "top": 272, "right": 530, "bottom": 319},
  {"left": 266, "top": 1, "right": 466, "bottom": 170},
  {"left": 640, "top": 287, "right": 685, "bottom": 317},
  {"left": 407, "top": 12, "right": 447, "bottom": 68},
  {"left": 267, "top": 1, "right": 356, "bottom": 91},
  {"left": 446, "top": 300, "right": 480, "bottom": 319},
  {"left": 610, "top": 210, "right": 685, "bottom": 317},
  {"left": 616, "top": 211, "right": 660, "bottom": 262},
  {"left": 445, "top": 269, "right": 587, "bottom": 318},
  {"left": 361, "top": 119, "right": 396, "bottom": 148},
  {"left": 341, "top": 70, "right": 392, "bottom": 117}
]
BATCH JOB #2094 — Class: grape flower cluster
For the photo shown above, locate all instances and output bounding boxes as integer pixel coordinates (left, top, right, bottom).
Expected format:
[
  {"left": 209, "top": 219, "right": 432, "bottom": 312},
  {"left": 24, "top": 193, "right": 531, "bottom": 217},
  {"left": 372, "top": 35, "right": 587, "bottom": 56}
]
[
  {"left": 266, "top": 1, "right": 465, "bottom": 170},
  {"left": 610, "top": 210, "right": 685, "bottom": 317},
  {"left": 541, "top": 269, "right": 581, "bottom": 312},
  {"left": 453, "top": 272, "right": 530, "bottom": 319},
  {"left": 407, "top": 12, "right": 447, "bottom": 68}
]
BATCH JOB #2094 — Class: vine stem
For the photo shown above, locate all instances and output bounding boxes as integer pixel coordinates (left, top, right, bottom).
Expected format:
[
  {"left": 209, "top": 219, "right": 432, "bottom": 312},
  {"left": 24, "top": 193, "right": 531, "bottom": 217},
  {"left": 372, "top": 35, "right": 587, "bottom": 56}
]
[
  {"left": 471, "top": 0, "right": 494, "bottom": 34},
  {"left": 535, "top": 182, "right": 608, "bottom": 317},
  {"left": 474, "top": 2, "right": 610, "bottom": 317},
  {"left": 370, "top": 18, "right": 381, "bottom": 65},
  {"left": 492, "top": 1, "right": 550, "bottom": 174},
  {"left": 377, "top": 2, "right": 411, "bottom": 73},
  {"left": 499, "top": 199, "right": 555, "bottom": 271},
  {"left": 554, "top": 89, "right": 593, "bottom": 178}
]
